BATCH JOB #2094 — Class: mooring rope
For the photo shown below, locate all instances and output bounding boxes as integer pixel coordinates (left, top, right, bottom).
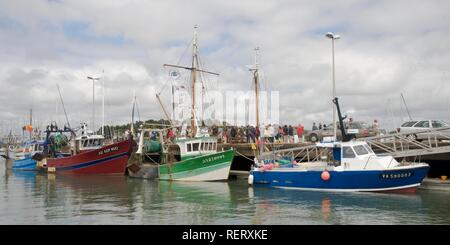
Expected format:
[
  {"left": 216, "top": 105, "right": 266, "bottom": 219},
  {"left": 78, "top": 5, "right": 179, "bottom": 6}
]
[{"left": 235, "top": 150, "right": 255, "bottom": 162}]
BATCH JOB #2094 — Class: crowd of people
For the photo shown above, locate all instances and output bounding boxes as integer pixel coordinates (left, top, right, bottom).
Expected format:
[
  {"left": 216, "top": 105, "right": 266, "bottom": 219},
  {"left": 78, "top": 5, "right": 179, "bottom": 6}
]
[
  {"left": 156, "top": 124, "right": 306, "bottom": 144},
  {"left": 139, "top": 118, "right": 381, "bottom": 144}
]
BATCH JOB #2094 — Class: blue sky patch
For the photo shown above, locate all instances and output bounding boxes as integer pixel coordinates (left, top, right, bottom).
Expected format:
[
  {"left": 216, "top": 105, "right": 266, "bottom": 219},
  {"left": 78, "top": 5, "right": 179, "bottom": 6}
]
[{"left": 62, "top": 21, "right": 127, "bottom": 46}]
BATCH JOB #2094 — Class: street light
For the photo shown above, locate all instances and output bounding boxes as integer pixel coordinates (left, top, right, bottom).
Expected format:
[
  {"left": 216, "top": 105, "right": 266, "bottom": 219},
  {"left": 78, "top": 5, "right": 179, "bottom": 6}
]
[
  {"left": 87, "top": 76, "right": 100, "bottom": 133},
  {"left": 325, "top": 32, "right": 340, "bottom": 141}
]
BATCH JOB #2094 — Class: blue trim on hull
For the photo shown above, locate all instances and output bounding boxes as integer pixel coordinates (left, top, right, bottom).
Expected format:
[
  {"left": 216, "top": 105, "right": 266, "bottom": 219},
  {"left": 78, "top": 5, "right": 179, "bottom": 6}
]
[
  {"left": 53, "top": 152, "right": 128, "bottom": 172},
  {"left": 250, "top": 166, "right": 429, "bottom": 191}
]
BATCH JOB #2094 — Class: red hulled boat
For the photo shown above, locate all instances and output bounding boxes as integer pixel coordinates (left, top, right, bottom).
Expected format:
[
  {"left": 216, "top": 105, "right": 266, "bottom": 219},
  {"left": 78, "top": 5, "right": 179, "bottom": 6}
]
[{"left": 38, "top": 138, "right": 133, "bottom": 175}]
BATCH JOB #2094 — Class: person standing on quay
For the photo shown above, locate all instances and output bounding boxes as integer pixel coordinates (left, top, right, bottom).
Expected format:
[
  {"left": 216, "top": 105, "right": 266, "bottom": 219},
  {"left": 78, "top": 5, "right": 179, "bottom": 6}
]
[
  {"left": 288, "top": 125, "right": 294, "bottom": 143},
  {"left": 297, "top": 124, "right": 304, "bottom": 142},
  {"left": 373, "top": 119, "right": 380, "bottom": 136}
]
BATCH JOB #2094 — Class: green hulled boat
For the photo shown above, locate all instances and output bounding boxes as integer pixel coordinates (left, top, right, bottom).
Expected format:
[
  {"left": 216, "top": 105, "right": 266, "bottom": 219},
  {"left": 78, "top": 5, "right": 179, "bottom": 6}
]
[{"left": 159, "top": 137, "right": 234, "bottom": 181}]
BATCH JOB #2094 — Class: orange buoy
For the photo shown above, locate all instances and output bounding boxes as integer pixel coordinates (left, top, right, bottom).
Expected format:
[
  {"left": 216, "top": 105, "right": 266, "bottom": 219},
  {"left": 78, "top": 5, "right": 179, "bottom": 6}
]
[{"left": 321, "top": 171, "right": 330, "bottom": 181}]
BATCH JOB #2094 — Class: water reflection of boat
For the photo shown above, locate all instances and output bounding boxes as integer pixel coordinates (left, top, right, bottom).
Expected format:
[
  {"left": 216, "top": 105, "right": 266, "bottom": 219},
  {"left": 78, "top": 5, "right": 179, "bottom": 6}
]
[
  {"left": 248, "top": 186, "right": 425, "bottom": 224},
  {"left": 158, "top": 181, "right": 232, "bottom": 202}
]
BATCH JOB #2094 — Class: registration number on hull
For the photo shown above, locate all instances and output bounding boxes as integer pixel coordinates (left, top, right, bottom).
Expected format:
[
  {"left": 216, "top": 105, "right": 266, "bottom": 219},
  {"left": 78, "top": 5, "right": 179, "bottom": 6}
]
[
  {"left": 380, "top": 171, "right": 413, "bottom": 179},
  {"left": 98, "top": 146, "right": 119, "bottom": 155},
  {"left": 202, "top": 154, "right": 225, "bottom": 164}
]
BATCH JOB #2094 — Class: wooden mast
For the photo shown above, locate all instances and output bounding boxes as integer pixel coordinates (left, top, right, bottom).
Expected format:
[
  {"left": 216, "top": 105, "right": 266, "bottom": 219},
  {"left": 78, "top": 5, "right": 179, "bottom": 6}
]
[
  {"left": 249, "top": 47, "right": 261, "bottom": 157},
  {"left": 163, "top": 26, "right": 219, "bottom": 138}
]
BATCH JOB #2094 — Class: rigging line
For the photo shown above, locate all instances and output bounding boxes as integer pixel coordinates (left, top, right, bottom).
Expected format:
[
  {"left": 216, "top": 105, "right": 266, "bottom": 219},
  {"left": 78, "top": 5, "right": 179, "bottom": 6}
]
[
  {"left": 176, "top": 36, "right": 195, "bottom": 66},
  {"left": 401, "top": 93, "right": 413, "bottom": 121},
  {"left": 55, "top": 84, "right": 73, "bottom": 136},
  {"left": 156, "top": 37, "right": 194, "bottom": 95}
]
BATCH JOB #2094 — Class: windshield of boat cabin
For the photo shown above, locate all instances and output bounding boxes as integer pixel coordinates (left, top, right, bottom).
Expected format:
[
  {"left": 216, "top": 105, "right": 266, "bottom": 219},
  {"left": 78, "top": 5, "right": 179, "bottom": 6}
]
[
  {"left": 363, "top": 144, "right": 374, "bottom": 154},
  {"left": 353, "top": 145, "right": 369, "bottom": 155}
]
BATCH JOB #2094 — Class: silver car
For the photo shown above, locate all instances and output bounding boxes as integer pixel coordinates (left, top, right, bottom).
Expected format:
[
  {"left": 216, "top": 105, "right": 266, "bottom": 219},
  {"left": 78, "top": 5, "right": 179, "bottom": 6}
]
[
  {"left": 398, "top": 119, "right": 450, "bottom": 141},
  {"left": 306, "top": 121, "right": 379, "bottom": 142}
]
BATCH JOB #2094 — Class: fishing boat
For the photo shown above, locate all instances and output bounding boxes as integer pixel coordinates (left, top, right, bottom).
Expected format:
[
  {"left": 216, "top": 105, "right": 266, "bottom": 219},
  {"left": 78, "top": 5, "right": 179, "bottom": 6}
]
[
  {"left": 248, "top": 98, "right": 429, "bottom": 193},
  {"left": 11, "top": 140, "right": 45, "bottom": 171},
  {"left": 128, "top": 26, "right": 234, "bottom": 181},
  {"left": 36, "top": 124, "right": 133, "bottom": 175},
  {"left": 158, "top": 136, "right": 234, "bottom": 181},
  {"left": 34, "top": 82, "right": 133, "bottom": 175}
]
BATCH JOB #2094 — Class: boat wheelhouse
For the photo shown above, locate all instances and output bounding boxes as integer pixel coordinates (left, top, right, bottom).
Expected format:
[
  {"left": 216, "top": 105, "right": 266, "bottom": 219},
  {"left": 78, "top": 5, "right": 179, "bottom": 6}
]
[
  {"left": 176, "top": 136, "right": 218, "bottom": 161},
  {"left": 71, "top": 123, "right": 104, "bottom": 153}
]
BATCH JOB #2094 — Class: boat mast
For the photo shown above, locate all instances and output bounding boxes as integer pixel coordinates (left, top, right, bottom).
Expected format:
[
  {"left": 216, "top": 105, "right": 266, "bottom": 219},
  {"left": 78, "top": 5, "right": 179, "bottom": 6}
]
[
  {"left": 163, "top": 26, "right": 219, "bottom": 138},
  {"left": 131, "top": 92, "right": 136, "bottom": 136},
  {"left": 191, "top": 26, "right": 198, "bottom": 137},
  {"left": 102, "top": 70, "right": 105, "bottom": 136},
  {"left": 29, "top": 108, "right": 32, "bottom": 140},
  {"left": 249, "top": 47, "right": 262, "bottom": 156}
]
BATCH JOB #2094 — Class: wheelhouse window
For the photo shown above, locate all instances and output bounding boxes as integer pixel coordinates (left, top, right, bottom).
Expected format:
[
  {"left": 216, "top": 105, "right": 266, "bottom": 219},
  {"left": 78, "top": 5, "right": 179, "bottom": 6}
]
[
  {"left": 363, "top": 144, "right": 374, "bottom": 154},
  {"left": 193, "top": 143, "right": 199, "bottom": 151},
  {"left": 342, "top": 147, "right": 356, "bottom": 158},
  {"left": 187, "top": 143, "right": 192, "bottom": 152},
  {"left": 353, "top": 145, "right": 369, "bottom": 155}
]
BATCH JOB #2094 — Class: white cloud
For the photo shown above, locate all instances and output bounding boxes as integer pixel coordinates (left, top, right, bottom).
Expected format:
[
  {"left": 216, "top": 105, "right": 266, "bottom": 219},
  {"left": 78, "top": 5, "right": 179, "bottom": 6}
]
[{"left": 1, "top": 0, "right": 450, "bottom": 135}]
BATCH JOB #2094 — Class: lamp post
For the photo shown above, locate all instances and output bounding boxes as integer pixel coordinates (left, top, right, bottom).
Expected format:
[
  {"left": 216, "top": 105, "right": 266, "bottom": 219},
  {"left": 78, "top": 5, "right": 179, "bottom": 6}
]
[
  {"left": 325, "top": 32, "right": 340, "bottom": 141},
  {"left": 87, "top": 76, "right": 100, "bottom": 133}
]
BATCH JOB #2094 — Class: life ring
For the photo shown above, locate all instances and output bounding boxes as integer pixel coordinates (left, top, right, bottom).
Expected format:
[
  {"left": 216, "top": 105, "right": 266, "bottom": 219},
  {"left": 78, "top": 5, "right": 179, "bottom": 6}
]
[{"left": 8, "top": 145, "right": 15, "bottom": 152}]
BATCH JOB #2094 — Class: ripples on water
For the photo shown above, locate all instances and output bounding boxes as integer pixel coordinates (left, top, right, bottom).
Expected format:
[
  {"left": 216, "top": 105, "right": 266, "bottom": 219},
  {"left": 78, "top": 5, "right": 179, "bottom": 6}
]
[{"left": 0, "top": 159, "right": 449, "bottom": 224}]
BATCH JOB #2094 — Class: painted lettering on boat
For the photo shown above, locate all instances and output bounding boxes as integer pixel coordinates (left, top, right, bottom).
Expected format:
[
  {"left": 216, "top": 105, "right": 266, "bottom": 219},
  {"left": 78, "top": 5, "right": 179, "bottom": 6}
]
[
  {"left": 202, "top": 154, "right": 225, "bottom": 164},
  {"left": 380, "top": 171, "right": 413, "bottom": 179},
  {"left": 98, "top": 146, "right": 119, "bottom": 155}
]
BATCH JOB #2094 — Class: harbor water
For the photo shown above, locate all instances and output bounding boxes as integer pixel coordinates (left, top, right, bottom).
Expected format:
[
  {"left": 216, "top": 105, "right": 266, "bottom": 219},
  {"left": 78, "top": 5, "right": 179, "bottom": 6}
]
[{"left": 1, "top": 159, "right": 449, "bottom": 225}]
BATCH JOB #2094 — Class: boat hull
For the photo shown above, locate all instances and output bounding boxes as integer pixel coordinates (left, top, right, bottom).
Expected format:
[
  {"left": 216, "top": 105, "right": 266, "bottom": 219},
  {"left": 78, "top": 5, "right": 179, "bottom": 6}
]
[
  {"left": 40, "top": 139, "right": 132, "bottom": 175},
  {"left": 12, "top": 157, "right": 37, "bottom": 171},
  {"left": 250, "top": 165, "right": 429, "bottom": 193},
  {"left": 158, "top": 149, "right": 234, "bottom": 181}
]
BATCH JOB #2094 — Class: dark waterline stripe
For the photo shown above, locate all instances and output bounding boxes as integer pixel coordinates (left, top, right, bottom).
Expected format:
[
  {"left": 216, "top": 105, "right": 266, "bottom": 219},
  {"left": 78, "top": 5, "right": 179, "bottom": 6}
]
[{"left": 55, "top": 152, "right": 128, "bottom": 171}]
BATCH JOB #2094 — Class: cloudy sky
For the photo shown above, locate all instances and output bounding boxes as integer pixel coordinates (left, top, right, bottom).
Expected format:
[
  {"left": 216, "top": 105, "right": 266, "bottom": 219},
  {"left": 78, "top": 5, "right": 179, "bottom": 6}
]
[{"left": 1, "top": 0, "right": 450, "bottom": 135}]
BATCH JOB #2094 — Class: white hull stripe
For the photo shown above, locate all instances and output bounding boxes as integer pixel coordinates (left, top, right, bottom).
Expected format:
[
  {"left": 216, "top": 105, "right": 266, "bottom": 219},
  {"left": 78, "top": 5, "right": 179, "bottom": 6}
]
[{"left": 275, "top": 183, "right": 420, "bottom": 192}]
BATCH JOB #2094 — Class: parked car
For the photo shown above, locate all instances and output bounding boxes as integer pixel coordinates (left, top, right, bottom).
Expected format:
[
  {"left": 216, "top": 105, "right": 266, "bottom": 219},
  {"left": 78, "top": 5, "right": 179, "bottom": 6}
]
[
  {"left": 398, "top": 119, "right": 450, "bottom": 141},
  {"left": 305, "top": 121, "right": 379, "bottom": 142}
]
